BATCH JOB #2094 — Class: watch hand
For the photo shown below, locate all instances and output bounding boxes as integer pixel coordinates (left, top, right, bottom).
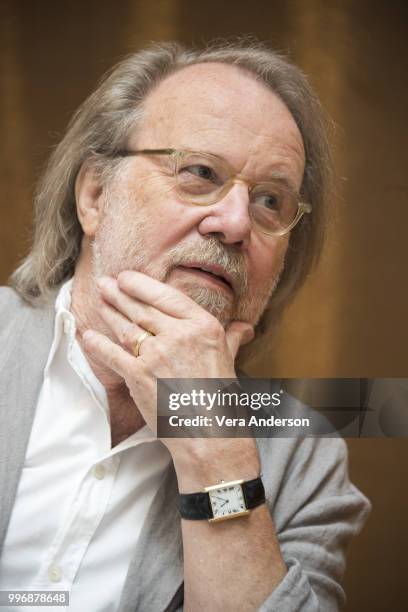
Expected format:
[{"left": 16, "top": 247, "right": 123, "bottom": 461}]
[{"left": 213, "top": 496, "right": 229, "bottom": 504}]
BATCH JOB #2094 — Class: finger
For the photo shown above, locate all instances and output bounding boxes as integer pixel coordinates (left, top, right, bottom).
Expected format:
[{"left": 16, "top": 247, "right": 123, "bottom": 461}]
[
  {"left": 82, "top": 329, "right": 138, "bottom": 378},
  {"left": 225, "top": 322, "right": 254, "bottom": 357},
  {"left": 97, "top": 276, "right": 169, "bottom": 334},
  {"left": 96, "top": 297, "right": 155, "bottom": 356},
  {"left": 116, "top": 270, "right": 206, "bottom": 319},
  {"left": 83, "top": 329, "right": 157, "bottom": 432}
]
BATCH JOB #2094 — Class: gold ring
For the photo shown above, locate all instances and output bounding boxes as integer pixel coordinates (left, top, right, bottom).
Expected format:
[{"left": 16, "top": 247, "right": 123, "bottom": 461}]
[{"left": 133, "top": 330, "right": 154, "bottom": 357}]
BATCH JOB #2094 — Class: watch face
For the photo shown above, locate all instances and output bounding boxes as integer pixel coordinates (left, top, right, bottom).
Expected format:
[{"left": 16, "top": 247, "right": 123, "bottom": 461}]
[{"left": 206, "top": 481, "right": 249, "bottom": 522}]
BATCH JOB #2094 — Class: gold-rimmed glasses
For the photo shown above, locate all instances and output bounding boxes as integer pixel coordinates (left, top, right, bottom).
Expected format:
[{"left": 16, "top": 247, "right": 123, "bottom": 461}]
[{"left": 113, "top": 148, "right": 311, "bottom": 236}]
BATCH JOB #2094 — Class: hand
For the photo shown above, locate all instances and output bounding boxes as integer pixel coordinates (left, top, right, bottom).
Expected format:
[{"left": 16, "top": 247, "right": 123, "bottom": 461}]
[{"left": 82, "top": 271, "right": 260, "bottom": 487}]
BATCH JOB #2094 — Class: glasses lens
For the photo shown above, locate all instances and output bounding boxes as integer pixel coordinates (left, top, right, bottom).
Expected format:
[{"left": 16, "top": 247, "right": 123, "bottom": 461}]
[
  {"left": 250, "top": 183, "right": 299, "bottom": 234},
  {"left": 175, "top": 153, "right": 228, "bottom": 204}
]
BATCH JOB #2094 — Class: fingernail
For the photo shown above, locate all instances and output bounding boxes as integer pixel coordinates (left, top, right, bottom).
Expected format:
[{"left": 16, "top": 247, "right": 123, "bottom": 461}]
[
  {"left": 96, "top": 276, "right": 113, "bottom": 289},
  {"left": 244, "top": 328, "right": 255, "bottom": 343},
  {"left": 83, "top": 329, "right": 95, "bottom": 341},
  {"left": 118, "top": 271, "right": 132, "bottom": 284}
]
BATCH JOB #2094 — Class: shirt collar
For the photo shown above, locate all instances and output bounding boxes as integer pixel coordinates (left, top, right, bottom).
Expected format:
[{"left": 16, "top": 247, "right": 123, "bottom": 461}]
[{"left": 46, "top": 278, "right": 156, "bottom": 446}]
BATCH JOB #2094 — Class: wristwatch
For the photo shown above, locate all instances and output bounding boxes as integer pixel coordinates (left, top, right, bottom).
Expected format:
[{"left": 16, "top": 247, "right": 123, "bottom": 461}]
[{"left": 179, "top": 477, "right": 265, "bottom": 523}]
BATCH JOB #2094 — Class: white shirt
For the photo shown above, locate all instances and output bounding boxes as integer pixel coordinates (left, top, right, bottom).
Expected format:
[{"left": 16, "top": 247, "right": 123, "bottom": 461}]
[{"left": 0, "top": 279, "right": 171, "bottom": 611}]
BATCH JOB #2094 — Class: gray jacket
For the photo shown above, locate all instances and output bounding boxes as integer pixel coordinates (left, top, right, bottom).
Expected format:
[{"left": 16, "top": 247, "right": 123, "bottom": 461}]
[{"left": 0, "top": 287, "right": 371, "bottom": 611}]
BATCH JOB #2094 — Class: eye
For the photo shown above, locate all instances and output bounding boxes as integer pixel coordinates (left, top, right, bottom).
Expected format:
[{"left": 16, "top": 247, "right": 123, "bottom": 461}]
[
  {"left": 180, "top": 164, "right": 219, "bottom": 183},
  {"left": 255, "top": 193, "right": 280, "bottom": 210}
]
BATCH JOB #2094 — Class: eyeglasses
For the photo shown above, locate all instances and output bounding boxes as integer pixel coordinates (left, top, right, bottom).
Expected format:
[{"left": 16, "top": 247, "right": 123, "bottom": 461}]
[{"left": 112, "top": 148, "right": 311, "bottom": 236}]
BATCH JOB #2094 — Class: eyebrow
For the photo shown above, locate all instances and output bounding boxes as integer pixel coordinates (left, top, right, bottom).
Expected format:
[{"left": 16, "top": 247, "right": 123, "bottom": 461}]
[{"left": 265, "top": 171, "right": 300, "bottom": 194}]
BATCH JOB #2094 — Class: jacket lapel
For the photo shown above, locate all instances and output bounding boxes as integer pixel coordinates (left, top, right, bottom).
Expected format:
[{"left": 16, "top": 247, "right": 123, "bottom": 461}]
[
  {"left": 0, "top": 289, "right": 184, "bottom": 610},
  {"left": 0, "top": 292, "right": 55, "bottom": 551}
]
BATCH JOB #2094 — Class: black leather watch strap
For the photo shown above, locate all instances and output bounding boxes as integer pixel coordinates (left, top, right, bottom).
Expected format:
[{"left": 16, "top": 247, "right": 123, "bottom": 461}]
[
  {"left": 179, "top": 491, "right": 213, "bottom": 520},
  {"left": 179, "top": 477, "right": 265, "bottom": 520},
  {"left": 242, "top": 477, "right": 266, "bottom": 509}
]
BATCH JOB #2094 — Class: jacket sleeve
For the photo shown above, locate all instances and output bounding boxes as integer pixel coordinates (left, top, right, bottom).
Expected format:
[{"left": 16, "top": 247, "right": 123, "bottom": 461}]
[
  {"left": 257, "top": 436, "right": 371, "bottom": 611},
  {"left": 171, "top": 438, "right": 370, "bottom": 612}
]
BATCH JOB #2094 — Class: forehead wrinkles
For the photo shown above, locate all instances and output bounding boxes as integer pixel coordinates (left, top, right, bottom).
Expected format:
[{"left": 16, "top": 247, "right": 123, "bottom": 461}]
[{"left": 134, "top": 63, "right": 305, "bottom": 180}]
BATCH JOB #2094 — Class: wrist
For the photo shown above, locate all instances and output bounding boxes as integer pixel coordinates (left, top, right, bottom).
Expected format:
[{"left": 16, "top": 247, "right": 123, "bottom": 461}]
[
  {"left": 173, "top": 438, "right": 261, "bottom": 493},
  {"left": 179, "top": 475, "right": 266, "bottom": 522}
]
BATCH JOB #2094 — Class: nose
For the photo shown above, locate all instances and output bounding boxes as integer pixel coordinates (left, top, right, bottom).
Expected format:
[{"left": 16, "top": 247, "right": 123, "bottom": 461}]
[{"left": 196, "top": 182, "right": 252, "bottom": 248}]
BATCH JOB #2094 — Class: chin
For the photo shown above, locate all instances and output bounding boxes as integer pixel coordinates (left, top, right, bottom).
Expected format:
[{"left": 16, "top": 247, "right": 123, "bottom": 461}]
[{"left": 168, "top": 277, "right": 234, "bottom": 327}]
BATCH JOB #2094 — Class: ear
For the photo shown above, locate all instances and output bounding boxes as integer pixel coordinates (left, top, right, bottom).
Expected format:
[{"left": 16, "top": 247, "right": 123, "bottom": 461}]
[{"left": 75, "top": 161, "right": 104, "bottom": 238}]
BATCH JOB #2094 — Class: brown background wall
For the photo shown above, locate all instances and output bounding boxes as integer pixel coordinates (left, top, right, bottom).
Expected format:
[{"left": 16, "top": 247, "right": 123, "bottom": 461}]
[{"left": 1, "top": 1, "right": 407, "bottom": 609}]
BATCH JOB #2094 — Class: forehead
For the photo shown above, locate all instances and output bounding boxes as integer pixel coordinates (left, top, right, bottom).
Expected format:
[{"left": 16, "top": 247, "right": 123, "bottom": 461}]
[{"left": 133, "top": 62, "right": 305, "bottom": 183}]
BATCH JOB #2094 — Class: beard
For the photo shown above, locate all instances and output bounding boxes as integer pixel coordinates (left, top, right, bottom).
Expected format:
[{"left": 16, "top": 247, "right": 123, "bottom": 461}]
[{"left": 91, "top": 183, "right": 282, "bottom": 328}]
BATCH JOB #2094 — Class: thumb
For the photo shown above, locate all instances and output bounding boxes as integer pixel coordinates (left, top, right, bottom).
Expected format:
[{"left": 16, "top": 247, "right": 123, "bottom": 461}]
[{"left": 225, "top": 322, "right": 255, "bottom": 357}]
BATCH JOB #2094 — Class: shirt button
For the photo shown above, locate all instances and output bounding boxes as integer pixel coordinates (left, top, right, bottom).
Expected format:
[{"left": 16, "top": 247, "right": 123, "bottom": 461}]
[
  {"left": 48, "top": 564, "right": 63, "bottom": 583},
  {"left": 93, "top": 464, "right": 106, "bottom": 480}
]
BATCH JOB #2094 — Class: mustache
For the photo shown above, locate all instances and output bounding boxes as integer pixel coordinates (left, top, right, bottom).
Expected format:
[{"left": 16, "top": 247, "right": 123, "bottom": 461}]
[{"left": 164, "top": 236, "right": 249, "bottom": 297}]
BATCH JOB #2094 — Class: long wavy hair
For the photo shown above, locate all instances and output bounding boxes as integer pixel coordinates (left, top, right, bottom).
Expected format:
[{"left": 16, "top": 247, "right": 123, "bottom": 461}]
[{"left": 10, "top": 39, "right": 333, "bottom": 334}]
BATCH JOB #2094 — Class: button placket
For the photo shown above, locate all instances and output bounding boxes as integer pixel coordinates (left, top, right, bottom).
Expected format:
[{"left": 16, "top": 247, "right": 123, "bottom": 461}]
[{"left": 31, "top": 460, "right": 118, "bottom": 590}]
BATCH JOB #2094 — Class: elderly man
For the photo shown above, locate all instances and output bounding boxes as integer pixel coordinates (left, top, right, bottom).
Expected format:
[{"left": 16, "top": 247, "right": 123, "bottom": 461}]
[{"left": 0, "top": 41, "right": 369, "bottom": 611}]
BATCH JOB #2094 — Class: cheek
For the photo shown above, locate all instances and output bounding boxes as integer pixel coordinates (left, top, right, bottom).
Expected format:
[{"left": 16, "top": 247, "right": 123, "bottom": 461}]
[
  {"left": 249, "top": 236, "right": 289, "bottom": 288},
  {"left": 123, "top": 169, "right": 228, "bottom": 249},
  {"left": 139, "top": 198, "right": 206, "bottom": 251},
  {"left": 115, "top": 176, "right": 185, "bottom": 248}
]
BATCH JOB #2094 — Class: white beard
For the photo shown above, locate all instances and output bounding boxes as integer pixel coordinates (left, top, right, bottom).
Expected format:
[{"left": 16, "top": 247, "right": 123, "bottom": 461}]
[{"left": 91, "top": 183, "right": 282, "bottom": 327}]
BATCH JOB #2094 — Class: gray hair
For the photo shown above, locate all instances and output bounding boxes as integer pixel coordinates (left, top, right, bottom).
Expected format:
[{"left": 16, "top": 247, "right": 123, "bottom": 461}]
[{"left": 10, "top": 39, "right": 333, "bottom": 334}]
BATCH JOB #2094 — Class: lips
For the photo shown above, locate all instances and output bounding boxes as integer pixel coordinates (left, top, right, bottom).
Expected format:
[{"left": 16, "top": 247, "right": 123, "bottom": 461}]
[{"left": 176, "top": 263, "right": 234, "bottom": 293}]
